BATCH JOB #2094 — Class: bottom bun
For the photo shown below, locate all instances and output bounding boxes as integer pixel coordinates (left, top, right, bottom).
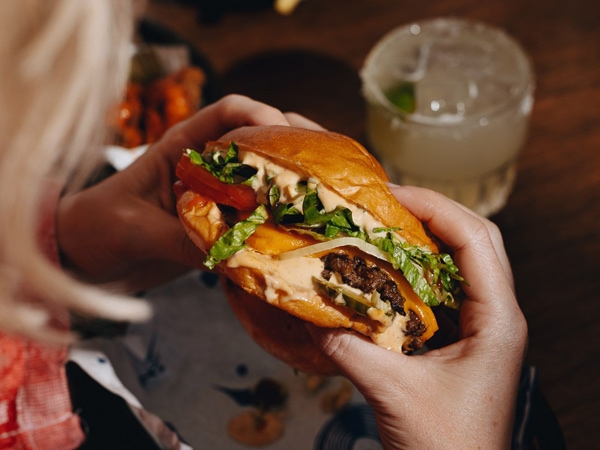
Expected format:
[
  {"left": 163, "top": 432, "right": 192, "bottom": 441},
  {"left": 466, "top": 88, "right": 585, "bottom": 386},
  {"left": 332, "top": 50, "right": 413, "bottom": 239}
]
[{"left": 222, "top": 278, "right": 340, "bottom": 376}]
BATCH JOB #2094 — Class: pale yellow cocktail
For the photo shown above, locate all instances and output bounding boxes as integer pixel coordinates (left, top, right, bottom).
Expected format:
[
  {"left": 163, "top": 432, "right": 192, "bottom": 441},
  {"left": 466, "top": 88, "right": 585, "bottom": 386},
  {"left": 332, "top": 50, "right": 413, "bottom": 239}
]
[{"left": 362, "top": 18, "right": 534, "bottom": 217}]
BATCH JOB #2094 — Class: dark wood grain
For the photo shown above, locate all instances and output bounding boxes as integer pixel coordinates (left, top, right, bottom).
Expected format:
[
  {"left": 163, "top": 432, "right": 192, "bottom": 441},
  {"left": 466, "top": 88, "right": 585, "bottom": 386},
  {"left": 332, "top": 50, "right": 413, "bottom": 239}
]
[{"left": 145, "top": 1, "right": 600, "bottom": 448}]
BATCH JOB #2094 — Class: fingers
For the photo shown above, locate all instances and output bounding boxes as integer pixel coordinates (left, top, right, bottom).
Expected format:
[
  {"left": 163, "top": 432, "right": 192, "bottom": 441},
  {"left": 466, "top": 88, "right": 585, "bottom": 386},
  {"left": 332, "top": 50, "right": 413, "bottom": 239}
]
[
  {"left": 149, "top": 96, "right": 330, "bottom": 179},
  {"left": 434, "top": 195, "right": 514, "bottom": 287},
  {"left": 212, "top": 94, "right": 290, "bottom": 128},
  {"left": 387, "top": 185, "right": 524, "bottom": 343},
  {"left": 306, "top": 324, "right": 407, "bottom": 393},
  {"left": 154, "top": 94, "right": 291, "bottom": 166},
  {"left": 283, "top": 112, "right": 325, "bottom": 130},
  {"left": 388, "top": 185, "right": 514, "bottom": 288}
]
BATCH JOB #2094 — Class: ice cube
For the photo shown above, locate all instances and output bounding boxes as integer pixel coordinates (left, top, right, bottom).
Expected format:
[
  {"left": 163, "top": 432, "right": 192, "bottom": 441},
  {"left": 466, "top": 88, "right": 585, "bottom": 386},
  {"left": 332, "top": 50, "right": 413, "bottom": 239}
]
[
  {"left": 413, "top": 69, "right": 474, "bottom": 122},
  {"left": 426, "top": 40, "right": 493, "bottom": 74}
]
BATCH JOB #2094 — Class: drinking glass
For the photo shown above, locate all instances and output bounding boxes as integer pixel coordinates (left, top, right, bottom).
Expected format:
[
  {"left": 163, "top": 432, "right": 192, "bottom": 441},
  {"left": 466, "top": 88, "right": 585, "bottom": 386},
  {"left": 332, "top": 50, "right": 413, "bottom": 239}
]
[{"left": 361, "top": 17, "right": 535, "bottom": 217}]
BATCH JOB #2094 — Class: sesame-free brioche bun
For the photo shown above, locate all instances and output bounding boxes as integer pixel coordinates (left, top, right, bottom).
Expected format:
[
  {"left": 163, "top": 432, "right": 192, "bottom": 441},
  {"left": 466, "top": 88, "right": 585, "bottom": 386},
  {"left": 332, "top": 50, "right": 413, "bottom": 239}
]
[
  {"left": 216, "top": 126, "right": 436, "bottom": 250},
  {"left": 176, "top": 125, "right": 453, "bottom": 357}
]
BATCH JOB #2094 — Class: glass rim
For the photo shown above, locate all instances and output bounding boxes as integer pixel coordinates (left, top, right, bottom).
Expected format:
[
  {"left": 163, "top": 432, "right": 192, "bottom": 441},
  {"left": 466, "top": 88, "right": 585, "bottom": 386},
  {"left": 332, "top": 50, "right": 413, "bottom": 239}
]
[{"left": 360, "top": 17, "right": 536, "bottom": 127}]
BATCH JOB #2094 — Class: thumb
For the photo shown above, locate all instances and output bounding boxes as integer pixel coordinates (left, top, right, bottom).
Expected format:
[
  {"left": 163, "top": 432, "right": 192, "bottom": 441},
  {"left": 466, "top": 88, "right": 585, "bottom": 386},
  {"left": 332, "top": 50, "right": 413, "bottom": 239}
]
[
  {"left": 162, "top": 215, "right": 207, "bottom": 270},
  {"left": 306, "top": 324, "right": 409, "bottom": 392},
  {"left": 130, "top": 203, "right": 205, "bottom": 270}
]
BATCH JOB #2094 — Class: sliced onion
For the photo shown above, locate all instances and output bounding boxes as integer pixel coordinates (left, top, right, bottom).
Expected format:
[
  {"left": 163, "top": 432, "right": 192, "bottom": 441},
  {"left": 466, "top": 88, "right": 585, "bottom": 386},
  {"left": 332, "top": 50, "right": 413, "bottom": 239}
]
[{"left": 277, "top": 236, "right": 390, "bottom": 262}]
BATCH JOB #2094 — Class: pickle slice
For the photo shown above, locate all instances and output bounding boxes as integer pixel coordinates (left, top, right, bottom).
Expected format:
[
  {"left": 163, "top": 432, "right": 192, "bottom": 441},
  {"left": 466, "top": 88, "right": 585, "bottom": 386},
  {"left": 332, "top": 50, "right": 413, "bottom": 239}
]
[{"left": 313, "top": 277, "right": 392, "bottom": 322}]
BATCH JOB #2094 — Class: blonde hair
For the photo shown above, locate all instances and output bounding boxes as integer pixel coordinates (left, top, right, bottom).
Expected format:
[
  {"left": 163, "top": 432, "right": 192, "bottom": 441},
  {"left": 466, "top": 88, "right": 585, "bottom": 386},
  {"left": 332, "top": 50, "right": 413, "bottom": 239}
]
[{"left": 0, "top": 0, "right": 150, "bottom": 343}]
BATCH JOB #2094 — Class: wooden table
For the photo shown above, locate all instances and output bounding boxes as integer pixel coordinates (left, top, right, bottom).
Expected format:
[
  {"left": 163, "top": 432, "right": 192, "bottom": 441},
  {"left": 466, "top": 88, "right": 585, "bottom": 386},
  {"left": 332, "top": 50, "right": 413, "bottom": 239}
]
[{"left": 145, "top": 1, "right": 600, "bottom": 448}]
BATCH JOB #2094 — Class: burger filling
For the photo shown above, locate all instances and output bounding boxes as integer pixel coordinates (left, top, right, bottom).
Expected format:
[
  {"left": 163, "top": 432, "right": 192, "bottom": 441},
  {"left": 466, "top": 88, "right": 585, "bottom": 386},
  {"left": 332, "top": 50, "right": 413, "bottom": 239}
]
[
  {"left": 179, "top": 144, "right": 464, "bottom": 345},
  {"left": 321, "top": 252, "right": 406, "bottom": 314},
  {"left": 319, "top": 251, "right": 427, "bottom": 351},
  {"left": 227, "top": 247, "right": 425, "bottom": 352},
  {"left": 182, "top": 145, "right": 463, "bottom": 305}
]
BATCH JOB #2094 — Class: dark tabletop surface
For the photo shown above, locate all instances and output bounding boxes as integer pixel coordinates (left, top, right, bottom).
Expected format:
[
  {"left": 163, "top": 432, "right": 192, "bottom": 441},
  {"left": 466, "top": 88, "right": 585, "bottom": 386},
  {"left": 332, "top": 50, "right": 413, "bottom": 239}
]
[{"left": 145, "top": 1, "right": 600, "bottom": 448}]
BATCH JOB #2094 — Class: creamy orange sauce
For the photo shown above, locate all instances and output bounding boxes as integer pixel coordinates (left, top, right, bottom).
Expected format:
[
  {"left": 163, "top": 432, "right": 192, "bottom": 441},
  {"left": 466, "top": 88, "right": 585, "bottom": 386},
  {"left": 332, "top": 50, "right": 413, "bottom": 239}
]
[
  {"left": 227, "top": 248, "right": 416, "bottom": 352},
  {"left": 239, "top": 150, "right": 406, "bottom": 242},
  {"left": 227, "top": 249, "right": 324, "bottom": 305},
  {"left": 371, "top": 314, "right": 411, "bottom": 350},
  {"left": 241, "top": 150, "right": 304, "bottom": 206}
]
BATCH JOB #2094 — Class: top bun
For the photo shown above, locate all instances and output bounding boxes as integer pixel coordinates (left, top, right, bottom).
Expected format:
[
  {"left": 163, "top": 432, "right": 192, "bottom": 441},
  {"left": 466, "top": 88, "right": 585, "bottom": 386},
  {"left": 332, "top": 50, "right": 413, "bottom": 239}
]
[{"left": 217, "top": 125, "right": 436, "bottom": 251}]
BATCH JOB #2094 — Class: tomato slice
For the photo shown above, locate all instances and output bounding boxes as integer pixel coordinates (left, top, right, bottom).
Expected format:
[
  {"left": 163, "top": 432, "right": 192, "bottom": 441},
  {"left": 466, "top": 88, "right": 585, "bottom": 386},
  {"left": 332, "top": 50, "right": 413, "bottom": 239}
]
[{"left": 175, "top": 154, "right": 258, "bottom": 211}]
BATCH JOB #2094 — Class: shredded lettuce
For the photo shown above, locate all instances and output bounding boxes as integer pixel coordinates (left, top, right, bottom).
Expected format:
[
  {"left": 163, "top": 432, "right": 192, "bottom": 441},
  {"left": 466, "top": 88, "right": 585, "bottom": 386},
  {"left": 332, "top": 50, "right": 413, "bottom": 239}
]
[
  {"left": 191, "top": 146, "right": 465, "bottom": 307},
  {"left": 370, "top": 231, "right": 464, "bottom": 308},
  {"left": 203, "top": 205, "right": 267, "bottom": 269},
  {"left": 287, "top": 188, "right": 369, "bottom": 240},
  {"left": 272, "top": 190, "right": 464, "bottom": 308},
  {"left": 185, "top": 144, "right": 257, "bottom": 185}
]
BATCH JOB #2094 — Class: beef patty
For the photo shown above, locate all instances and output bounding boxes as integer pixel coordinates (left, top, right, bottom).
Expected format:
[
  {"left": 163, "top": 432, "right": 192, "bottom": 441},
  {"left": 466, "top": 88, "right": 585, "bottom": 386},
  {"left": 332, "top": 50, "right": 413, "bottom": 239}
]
[{"left": 320, "top": 252, "right": 427, "bottom": 341}]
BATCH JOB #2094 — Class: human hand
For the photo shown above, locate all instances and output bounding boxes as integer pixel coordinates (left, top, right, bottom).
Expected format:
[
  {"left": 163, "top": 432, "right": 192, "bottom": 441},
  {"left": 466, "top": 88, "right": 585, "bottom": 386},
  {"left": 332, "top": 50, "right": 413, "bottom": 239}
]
[
  {"left": 57, "top": 95, "right": 292, "bottom": 293},
  {"left": 308, "top": 186, "right": 528, "bottom": 450}
]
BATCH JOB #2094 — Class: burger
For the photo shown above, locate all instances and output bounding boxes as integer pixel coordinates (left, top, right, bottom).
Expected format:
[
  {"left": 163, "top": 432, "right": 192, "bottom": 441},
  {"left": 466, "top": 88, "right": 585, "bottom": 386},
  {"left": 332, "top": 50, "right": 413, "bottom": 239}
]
[{"left": 174, "top": 125, "right": 464, "bottom": 360}]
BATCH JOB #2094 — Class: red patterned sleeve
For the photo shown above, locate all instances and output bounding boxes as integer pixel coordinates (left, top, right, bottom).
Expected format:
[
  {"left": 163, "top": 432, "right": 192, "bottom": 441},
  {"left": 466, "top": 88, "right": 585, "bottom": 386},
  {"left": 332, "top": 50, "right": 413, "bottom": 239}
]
[{"left": 0, "top": 181, "right": 85, "bottom": 449}]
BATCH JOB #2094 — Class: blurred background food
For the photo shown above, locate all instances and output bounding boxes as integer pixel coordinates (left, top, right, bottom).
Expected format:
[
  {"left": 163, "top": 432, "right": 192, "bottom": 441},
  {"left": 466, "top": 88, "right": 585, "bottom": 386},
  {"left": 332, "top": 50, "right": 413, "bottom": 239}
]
[
  {"left": 109, "top": 18, "right": 221, "bottom": 150},
  {"left": 112, "top": 52, "right": 206, "bottom": 148}
]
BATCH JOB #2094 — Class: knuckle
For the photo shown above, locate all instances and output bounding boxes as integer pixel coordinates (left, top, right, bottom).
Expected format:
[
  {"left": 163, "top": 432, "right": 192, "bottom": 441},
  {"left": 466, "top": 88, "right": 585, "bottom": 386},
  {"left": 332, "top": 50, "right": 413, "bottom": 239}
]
[{"left": 314, "top": 328, "right": 354, "bottom": 360}]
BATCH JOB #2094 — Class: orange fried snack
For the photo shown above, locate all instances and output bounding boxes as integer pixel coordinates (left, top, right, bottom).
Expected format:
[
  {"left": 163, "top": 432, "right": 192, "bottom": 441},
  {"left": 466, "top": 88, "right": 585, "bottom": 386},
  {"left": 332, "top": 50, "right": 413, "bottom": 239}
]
[
  {"left": 114, "top": 83, "right": 144, "bottom": 148},
  {"left": 113, "top": 66, "right": 206, "bottom": 148}
]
